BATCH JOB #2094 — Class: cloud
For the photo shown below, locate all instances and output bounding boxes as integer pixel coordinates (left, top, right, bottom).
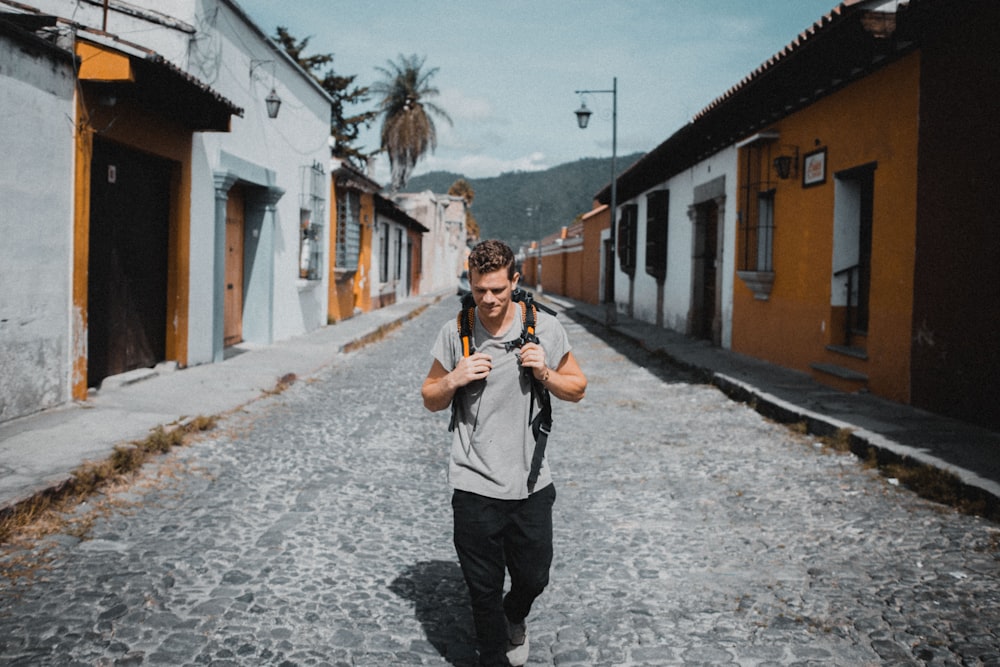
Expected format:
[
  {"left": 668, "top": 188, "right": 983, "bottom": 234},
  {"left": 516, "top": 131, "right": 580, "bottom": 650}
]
[{"left": 437, "top": 88, "right": 493, "bottom": 122}]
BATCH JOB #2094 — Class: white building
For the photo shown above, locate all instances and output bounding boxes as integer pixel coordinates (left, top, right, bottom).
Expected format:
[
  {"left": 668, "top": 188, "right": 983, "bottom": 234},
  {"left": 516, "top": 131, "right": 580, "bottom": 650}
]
[
  {"left": 0, "top": 0, "right": 334, "bottom": 416},
  {"left": 393, "top": 191, "right": 468, "bottom": 295},
  {"left": 0, "top": 17, "right": 77, "bottom": 422}
]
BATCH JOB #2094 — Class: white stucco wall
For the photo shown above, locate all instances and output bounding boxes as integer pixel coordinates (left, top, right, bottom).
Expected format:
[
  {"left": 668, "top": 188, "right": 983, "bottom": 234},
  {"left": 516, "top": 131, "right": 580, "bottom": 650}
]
[
  {"left": 24, "top": 0, "right": 334, "bottom": 363},
  {"left": 614, "top": 147, "right": 737, "bottom": 349},
  {"left": 396, "top": 192, "right": 467, "bottom": 295},
  {"left": 195, "top": 0, "right": 333, "bottom": 347},
  {"left": 0, "top": 30, "right": 76, "bottom": 422},
  {"left": 370, "top": 216, "right": 412, "bottom": 303}
]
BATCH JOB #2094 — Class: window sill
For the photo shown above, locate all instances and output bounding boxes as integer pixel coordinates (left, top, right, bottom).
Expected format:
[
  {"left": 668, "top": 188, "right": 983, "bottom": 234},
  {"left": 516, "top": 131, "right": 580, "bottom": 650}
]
[{"left": 737, "top": 270, "right": 775, "bottom": 300}]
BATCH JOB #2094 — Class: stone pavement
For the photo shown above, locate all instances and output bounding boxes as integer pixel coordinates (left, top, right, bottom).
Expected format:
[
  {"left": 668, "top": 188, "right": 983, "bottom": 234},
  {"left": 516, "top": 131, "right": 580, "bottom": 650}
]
[
  {"left": 0, "top": 295, "right": 437, "bottom": 515},
  {"left": 0, "top": 293, "right": 1000, "bottom": 524},
  {"left": 556, "top": 296, "right": 1000, "bottom": 515},
  {"left": 0, "top": 296, "right": 997, "bottom": 666},
  {"left": 2, "top": 290, "right": 999, "bottom": 524}
]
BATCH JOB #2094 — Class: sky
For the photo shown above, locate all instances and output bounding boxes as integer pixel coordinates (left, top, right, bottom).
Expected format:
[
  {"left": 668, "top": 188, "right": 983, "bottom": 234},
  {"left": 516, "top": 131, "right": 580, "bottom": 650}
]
[{"left": 236, "top": 0, "right": 844, "bottom": 183}]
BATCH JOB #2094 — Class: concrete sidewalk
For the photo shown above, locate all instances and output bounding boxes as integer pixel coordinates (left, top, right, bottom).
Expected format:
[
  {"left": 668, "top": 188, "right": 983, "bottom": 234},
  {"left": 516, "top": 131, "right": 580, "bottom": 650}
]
[
  {"left": 553, "top": 295, "right": 1000, "bottom": 513},
  {"left": 0, "top": 295, "right": 438, "bottom": 514},
  {"left": 3, "top": 289, "right": 998, "bottom": 520}
]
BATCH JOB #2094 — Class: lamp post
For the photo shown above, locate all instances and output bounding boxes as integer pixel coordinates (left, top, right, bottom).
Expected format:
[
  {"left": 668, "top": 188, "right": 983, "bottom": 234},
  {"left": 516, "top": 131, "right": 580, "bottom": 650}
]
[{"left": 574, "top": 77, "right": 617, "bottom": 308}]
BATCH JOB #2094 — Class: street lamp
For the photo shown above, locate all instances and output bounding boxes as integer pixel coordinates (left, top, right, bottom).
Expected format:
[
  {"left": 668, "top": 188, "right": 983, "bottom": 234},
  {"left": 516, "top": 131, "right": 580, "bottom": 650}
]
[{"left": 574, "top": 77, "right": 617, "bottom": 308}]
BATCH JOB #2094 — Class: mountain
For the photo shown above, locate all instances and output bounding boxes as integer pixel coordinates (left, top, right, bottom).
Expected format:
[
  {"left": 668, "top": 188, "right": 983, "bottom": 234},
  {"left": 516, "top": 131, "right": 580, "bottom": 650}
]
[{"left": 401, "top": 153, "right": 644, "bottom": 250}]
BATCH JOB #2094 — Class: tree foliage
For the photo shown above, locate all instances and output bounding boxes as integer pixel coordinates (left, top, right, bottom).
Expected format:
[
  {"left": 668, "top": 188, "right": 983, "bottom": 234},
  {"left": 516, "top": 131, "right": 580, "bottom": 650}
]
[
  {"left": 272, "top": 27, "right": 377, "bottom": 167},
  {"left": 448, "top": 179, "right": 480, "bottom": 240},
  {"left": 371, "top": 54, "right": 452, "bottom": 191}
]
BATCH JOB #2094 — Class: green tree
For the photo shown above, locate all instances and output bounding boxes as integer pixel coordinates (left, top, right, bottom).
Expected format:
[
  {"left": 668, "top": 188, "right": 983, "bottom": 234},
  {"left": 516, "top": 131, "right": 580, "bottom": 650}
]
[
  {"left": 272, "top": 27, "right": 377, "bottom": 167},
  {"left": 371, "top": 54, "right": 452, "bottom": 191},
  {"left": 449, "top": 179, "right": 480, "bottom": 240}
]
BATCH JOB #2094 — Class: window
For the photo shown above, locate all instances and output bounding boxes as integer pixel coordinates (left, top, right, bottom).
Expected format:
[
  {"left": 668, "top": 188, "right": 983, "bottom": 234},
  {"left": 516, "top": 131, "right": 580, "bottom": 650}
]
[
  {"left": 754, "top": 190, "right": 775, "bottom": 272},
  {"left": 394, "top": 228, "right": 404, "bottom": 281},
  {"left": 379, "top": 222, "right": 390, "bottom": 283},
  {"left": 645, "top": 190, "right": 669, "bottom": 280},
  {"left": 298, "top": 162, "right": 326, "bottom": 280},
  {"left": 617, "top": 203, "right": 638, "bottom": 275},
  {"left": 738, "top": 142, "right": 777, "bottom": 273},
  {"left": 737, "top": 136, "right": 779, "bottom": 299},
  {"left": 336, "top": 189, "right": 360, "bottom": 272}
]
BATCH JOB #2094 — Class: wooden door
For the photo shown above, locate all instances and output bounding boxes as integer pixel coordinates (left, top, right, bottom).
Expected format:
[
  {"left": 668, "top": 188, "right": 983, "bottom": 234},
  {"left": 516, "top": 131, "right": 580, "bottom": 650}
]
[
  {"left": 87, "top": 138, "right": 171, "bottom": 387},
  {"left": 224, "top": 186, "right": 245, "bottom": 347},
  {"left": 692, "top": 199, "right": 720, "bottom": 343}
]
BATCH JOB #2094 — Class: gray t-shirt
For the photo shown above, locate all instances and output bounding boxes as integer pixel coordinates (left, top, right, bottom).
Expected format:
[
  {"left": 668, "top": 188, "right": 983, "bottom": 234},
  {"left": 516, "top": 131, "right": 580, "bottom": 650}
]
[{"left": 431, "top": 305, "right": 571, "bottom": 500}]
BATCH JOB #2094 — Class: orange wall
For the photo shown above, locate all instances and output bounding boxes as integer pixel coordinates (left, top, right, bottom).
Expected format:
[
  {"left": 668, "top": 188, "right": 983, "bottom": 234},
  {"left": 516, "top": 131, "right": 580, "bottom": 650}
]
[
  {"left": 541, "top": 251, "right": 566, "bottom": 295},
  {"left": 581, "top": 206, "right": 609, "bottom": 304},
  {"left": 565, "top": 247, "right": 584, "bottom": 301},
  {"left": 732, "top": 53, "right": 920, "bottom": 402},
  {"left": 353, "top": 193, "right": 375, "bottom": 314}
]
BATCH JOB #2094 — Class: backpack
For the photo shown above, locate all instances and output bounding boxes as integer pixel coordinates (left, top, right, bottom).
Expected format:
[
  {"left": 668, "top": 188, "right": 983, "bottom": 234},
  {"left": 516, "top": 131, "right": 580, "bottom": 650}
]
[{"left": 449, "top": 288, "right": 557, "bottom": 491}]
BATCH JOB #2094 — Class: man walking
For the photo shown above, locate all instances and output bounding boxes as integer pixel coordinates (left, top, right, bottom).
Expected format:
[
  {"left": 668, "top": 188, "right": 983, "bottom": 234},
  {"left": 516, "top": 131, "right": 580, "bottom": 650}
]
[{"left": 421, "top": 239, "right": 587, "bottom": 666}]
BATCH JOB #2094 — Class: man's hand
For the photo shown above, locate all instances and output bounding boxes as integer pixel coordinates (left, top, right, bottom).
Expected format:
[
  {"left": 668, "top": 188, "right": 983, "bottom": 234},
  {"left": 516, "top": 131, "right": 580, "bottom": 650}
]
[
  {"left": 518, "top": 344, "right": 588, "bottom": 403},
  {"left": 517, "top": 342, "right": 547, "bottom": 379},
  {"left": 421, "top": 353, "right": 492, "bottom": 412},
  {"left": 454, "top": 352, "right": 493, "bottom": 385}
]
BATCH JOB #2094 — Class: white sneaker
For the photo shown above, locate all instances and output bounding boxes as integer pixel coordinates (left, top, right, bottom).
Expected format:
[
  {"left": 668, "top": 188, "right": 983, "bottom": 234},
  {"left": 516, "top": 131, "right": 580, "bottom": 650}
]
[{"left": 505, "top": 618, "right": 529, "bottom": 666}]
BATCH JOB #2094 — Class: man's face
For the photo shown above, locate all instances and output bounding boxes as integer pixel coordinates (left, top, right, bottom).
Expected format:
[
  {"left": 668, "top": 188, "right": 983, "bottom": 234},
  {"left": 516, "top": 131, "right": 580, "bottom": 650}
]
[{"left": 470, "top": 266, "right": 519, "bottom": 320}]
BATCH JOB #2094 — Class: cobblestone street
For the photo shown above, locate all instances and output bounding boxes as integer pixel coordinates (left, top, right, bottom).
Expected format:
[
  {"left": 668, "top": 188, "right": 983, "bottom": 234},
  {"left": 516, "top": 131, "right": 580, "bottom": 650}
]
[{"left": 1, "top": 298, "right": 998, "bottom": 666}]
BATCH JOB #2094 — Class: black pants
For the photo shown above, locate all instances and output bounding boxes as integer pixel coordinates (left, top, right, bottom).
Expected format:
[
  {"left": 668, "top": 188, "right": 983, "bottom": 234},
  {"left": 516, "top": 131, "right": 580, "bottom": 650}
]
[{"left": 452, "top": 485, "right": 556, "bottom": 666}]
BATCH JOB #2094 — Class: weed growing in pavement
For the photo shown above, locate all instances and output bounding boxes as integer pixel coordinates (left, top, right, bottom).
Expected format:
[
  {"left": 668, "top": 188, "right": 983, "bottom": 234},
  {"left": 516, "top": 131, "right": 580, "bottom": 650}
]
[
  {"left": 789, "top": 423, "right": 999, "bottom": 523},
  {"left": 264, "top": 372, "right": 298, "bottom": 396},
  {"left": 0, "top": 415, "right": 217, "bottom": 549}
]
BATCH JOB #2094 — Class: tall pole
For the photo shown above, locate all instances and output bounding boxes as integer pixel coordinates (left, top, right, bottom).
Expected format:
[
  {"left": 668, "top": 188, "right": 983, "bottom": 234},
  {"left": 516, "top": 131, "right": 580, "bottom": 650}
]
[
  {"left": 609, "top": 77, "right": 617, "bottom": 307},
  {"left": 574, "top": 78, "right": 618, "bottom": 307}
]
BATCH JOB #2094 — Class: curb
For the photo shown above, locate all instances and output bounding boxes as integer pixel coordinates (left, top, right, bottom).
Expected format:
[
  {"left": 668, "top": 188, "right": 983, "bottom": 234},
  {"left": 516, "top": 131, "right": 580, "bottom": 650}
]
[
  {"left": 0, "top": 301, "right": 436, "bottom": 532},
  {"left": 567, "top": 304, "right": 1000, "bottom": 519}
]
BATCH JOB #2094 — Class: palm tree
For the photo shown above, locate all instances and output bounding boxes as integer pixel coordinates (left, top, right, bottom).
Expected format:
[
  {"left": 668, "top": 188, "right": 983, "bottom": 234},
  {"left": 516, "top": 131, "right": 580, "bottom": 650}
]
[{"left": 371, "top": 54, "right": 452, "bottom": 191}]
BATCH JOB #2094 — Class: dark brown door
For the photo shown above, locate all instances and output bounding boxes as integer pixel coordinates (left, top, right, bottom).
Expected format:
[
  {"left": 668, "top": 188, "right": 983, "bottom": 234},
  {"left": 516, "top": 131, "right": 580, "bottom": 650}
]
[
  {"left": 87, "top": 138, "right": 171, "bottom": 387},
  {"left": 692, "top": 199, "right": 719, "bottom": 342},
  {"left": 224, "top": 186, "right": 245, "bottom": 347}
]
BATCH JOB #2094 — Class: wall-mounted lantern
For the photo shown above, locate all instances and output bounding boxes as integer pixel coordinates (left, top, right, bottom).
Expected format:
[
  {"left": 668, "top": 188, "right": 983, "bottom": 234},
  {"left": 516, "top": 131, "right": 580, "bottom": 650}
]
[
  {"left": 773, "top": 147, "right": 799, "bottom": 180},
  {"left": 265, "top": 88, "right": 282, "bottom": 119},
  {"left": 251, "top": 59, "right": 282, "bottom": 120}
]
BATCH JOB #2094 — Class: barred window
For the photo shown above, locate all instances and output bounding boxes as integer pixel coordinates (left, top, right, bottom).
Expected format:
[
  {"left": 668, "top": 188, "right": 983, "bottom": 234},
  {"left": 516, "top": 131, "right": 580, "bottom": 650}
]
[
  {"left": 378, "top": 222, "right": 390, "bottom": 283},
  {"left": 394, "top": 228, "right": 404, "bottom": 281},
  {"left": 739, "top": 141, "right": 776, "bottom": 273},
  {"left": 299, "top": 162, "right": 325, "bottom": 280},
  {"left": 336, "top": 190, "right": 361, "bottom": 272}
]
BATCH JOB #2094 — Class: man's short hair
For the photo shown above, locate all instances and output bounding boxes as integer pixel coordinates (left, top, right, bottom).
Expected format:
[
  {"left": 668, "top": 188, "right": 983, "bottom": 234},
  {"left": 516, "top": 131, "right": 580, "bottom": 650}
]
[{"left": 468, "top": 239, "right": 515, "bottom": 279}]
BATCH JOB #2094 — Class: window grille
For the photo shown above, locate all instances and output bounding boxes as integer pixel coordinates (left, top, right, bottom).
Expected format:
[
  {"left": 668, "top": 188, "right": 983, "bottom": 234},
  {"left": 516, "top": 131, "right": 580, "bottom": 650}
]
[
  {"left": 739, "top": 143, "right": 777, "bottom": 273},
  {"left": 394, "top": 228, "right": 404, "bottom": 281},
  {"left": 336, "top": 189, "right": 361, "bottom": 272},
  {"left": 379, "top": 222, "right": 390, "bottom": 283},
  {"left": 298, "top": 162, "right": 325, "bottom": 280}
]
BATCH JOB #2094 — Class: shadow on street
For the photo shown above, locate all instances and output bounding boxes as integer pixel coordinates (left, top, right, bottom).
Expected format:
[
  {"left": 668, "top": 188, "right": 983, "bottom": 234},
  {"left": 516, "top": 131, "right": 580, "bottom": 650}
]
[{"left": 390, "top": 559, "right": 477, "bottom": 666}]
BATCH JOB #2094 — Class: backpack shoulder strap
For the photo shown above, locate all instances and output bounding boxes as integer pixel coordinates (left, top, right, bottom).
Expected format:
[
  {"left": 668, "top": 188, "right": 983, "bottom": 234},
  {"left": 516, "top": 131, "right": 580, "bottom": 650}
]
[
  {"left": 450, "top": 293, "right": 477, "bottom": 432},
  {"left": 456, "top": 292, "right": 477, "bottom": 357}
]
